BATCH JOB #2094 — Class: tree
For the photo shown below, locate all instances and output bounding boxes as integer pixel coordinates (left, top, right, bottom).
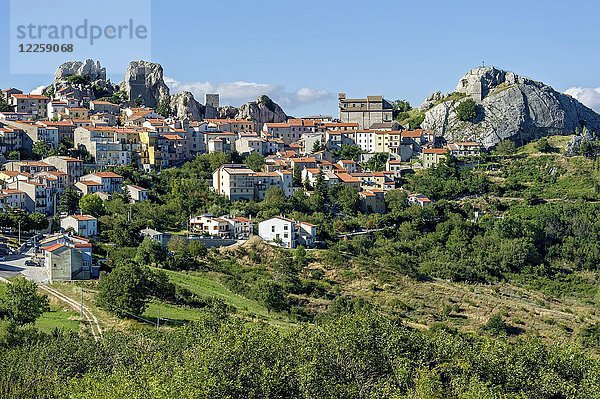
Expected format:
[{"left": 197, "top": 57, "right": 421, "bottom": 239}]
[
  {"left": 385, "top": 189, "right": 408, "bottom": 213},
  {"left": 311, "top": 140, "right": 322, "bottom": 153},
  {"left": 393, "top": 99, "right": 412, "bottom": 112},
  {"left": 364, "top": 153, "right": 388, "bottom": 171},
  {"left": 66, "top": 74, "right": 88, "bottom": 85},
  {"left": 314, "top": 173, "right": 328, "bottom": 199},
  {"left": 32, "top": 141, "right": 57, "bottom": 159},
  {"left": 135, "top": 237, "right": 167, "bottom": 266},
  {"left": 256, "top": 280, "right": 287, "bottom": 313},
  {"left": 536, "top": 137, "right": 554, "bottom": 153},
  {"left": 481, "top": 313, "right": 510, "bottom": 336},
  {"left": 96, "top": 262, "right": 152, "bottom": 317},
  {"left": 134, "top": 97, "right": 144, "bottom": 107},
  {"left": 338, "top": 145, "right": 362, "bottom": 162},
  {"left": 329, "top": 184, "right": 360, "bottom": 215},
  {"left": 0, "top": 94, "right": 10, "bottom": 112},
  {"left": 28, "top": 213, "right": 48, "bottom": 231},
  {"left": 455, "top": 98, "right": 478, "bottom": 122},
  {"left": 494, "top": 139, "right": 516, "bottom": 156},
  {"left": 79, "top": 194, "right": 105, "bottom": 217},
  {"left": 0, "top": 277, "right": 49, "bottom": 325},
  {"left": 156, "top": 97, "right": 172, "bottom": 117},
  {"left": 293, "top": 165, "right": 303, "bottom": 186},
  {"left": 243, "top": 152, "right": 265, "bottom": 172},
  {"left": 188, "top": 239, "right": 207, "bottom": 258}
]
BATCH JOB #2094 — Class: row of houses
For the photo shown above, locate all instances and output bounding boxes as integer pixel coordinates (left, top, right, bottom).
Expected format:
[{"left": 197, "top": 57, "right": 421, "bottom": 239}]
[{"left": 0, "top": 159, "right": 147, "bottom": 213}]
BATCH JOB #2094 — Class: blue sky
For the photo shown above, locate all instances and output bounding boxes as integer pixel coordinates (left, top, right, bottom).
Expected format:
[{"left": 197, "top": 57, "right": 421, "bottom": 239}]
[{"left": 2, "top": 0, "right": 600, "bottom": 116}]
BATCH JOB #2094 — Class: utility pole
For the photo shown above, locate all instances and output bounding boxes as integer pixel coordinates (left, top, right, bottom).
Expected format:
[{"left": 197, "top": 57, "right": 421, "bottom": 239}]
[
  {"left": 17, "top": 218, "right": 22, "bottom": 246},
  {"left": 156, "top": 310, "right": 160, "bottom": 333}
]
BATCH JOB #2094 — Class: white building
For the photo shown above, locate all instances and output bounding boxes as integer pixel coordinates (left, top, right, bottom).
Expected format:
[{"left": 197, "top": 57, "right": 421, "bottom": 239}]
[
  {"left": 258, "top": 217, "right": 318, "bottom": 249},
  {"left": 60, "top": 215, "right": 98, "bottom": 237},
  {"left": 189, "top": 215, "right": 253, "bottom": 239},
  {"left": 258, "top": 216, "right": 297, "bottom": 248},
  {"left": 125, "top": 184, "right": 149, "bottom": 203}
]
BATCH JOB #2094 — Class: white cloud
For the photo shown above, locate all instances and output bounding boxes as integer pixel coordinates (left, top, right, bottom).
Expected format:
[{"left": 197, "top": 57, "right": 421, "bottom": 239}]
[
  {"left": 564, "top": 86, "right": 600, "bottom": 112},
  {"left": 30, "top": 85, "right": 47, "bottom": 95},
  {"left": 164, "top": 77, "right": 331, "bottom": 111}
]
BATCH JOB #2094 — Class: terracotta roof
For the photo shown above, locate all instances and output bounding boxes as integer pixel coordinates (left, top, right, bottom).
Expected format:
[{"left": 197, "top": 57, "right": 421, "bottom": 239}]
[
  {"left": 92, "top": 172, "right": 123, "bottom": 178},
  {"left": 423, "top": 148, "right": 448, "bottom": 154},
  {"left": 42, "top": 243, "right": 65, "bottom": 252},
  {"left": 11, "top": 94, "right": 49, "bottom": 100},
  {"left": 70, "top": 215, "right": 96, "bottom": 221},
  {"left": 336, "top": 173, "right": 360, "bottom": 183},
  {"left": 401, "top": 129, "right": 425, "bottom": 138}
]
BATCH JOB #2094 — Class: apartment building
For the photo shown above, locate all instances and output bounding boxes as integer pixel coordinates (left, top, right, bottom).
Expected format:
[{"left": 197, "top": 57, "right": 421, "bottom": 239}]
[
  {"left": 60, "top": 215, "right": 98, "bottom": 237},
  {"left": 189, "top": 214, "right": 254, "bottom": 239},
  {"left": 8, "top": 93, "right": 50, "bottom": 119},
  {"left": 8, "top": 180, "right": 51, "bottom": 213},
  {"left": 79, "top": 171, "right": 123, "bottom": 193},
  {"left": 212, "top": 164, "right": 293, "bottom": 201},
  {"left": 42, "top": 156, "right": 84, "bottom": 185},
  {"left": 0, "top": 126, "right": 23, "bottom": 153},
  {"left": 421, "top": 148, "right": 448, "bottom": 168}
]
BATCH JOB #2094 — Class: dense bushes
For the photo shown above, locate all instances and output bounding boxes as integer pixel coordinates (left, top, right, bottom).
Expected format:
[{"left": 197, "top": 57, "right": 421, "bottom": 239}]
[
  {"left": 0, "top": 311, "right": 597, "bottom": 398},
  {"left": 328, "top": 200, "right": 600, "bottom": 284}
]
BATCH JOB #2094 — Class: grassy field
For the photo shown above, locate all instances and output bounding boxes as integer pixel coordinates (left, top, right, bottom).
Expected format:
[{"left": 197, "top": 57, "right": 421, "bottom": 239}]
[
  {"left": 35, "top": 306, "right": 80, "bottom": 333},
  {"left": 0, "top": 282, "right": 80, "bottom": 333},
  {"left": 154, "top": 269, "right": 296, "bottom": 328}
]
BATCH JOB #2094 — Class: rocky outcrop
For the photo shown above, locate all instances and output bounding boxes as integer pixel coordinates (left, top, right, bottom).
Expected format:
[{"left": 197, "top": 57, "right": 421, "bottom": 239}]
[
  {"left": 234, "top": 95, "right": 287, "bottom": 125},
  {"left": 122, "top": 60, "right": 170, "bottom": 108},
  {"left": 565, "top": 128, "right": 595, "bottom": 156},
  {"left": 54, "top": 59, "right": 106, "bottom": 82},
  {"left": 215, "top": 96, "right": 287, "bottom": 126},
  {"left": 421, "top": 66, "right": 600, "bottom": 148},
  {"left": 170, "top": 91, "right": 204, "bottom": 120},
  {"left": 50, "top": 59, "right": 115, "bottom": 102},
  {"left": 218, "top": 106, "right": 238, "bottom": 119}
]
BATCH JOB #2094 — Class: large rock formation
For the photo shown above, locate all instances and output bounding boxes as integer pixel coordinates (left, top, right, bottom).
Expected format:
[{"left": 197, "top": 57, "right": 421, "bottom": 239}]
[
  {"left": 421, "top": 66, "right": 600, "bottom": 148},
  {"left": 233, "top": 95, "right": 287, "bottom": 124},
  {"left": 54, "top": 59, "right": 106, "bottom": 82},
  {"left": 122, "top": 60, "right": 170, "bottom": 108},
  {"left": 50, "top": 59, "right": 114, "bottom": 102},
  {"left": 170, "top": 91, "right": 204, "bottom": 120}
]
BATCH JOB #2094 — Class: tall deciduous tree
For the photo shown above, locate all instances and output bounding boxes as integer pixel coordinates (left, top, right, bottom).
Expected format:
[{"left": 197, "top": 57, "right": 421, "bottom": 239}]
[
  {"left": 0, "top": 277, "right": 49, "bottom": 325},
  {"left": 96, "top": 262, "right": 152, "bottom": 317}
]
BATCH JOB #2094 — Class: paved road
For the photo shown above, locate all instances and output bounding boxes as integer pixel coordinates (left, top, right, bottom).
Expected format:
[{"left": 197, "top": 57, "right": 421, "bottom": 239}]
[
  {"left": 0, "top": 253, "right": 50, "bottom": 283},
  {"left": 0, "top": 252, "right": 102, "bottom": 340}
]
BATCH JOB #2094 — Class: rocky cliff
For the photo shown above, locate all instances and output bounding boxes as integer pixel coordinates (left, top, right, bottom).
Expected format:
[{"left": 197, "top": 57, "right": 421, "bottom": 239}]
[
  {"left": 170, "top": 91, "right": 204, "bottom": 120},
  {"left": 421, "top": 67, "right": 600, "bottom": 148},
  {"left": 51, "top": 59, "right": 114, "bottom": 101},
  {"left": 122, "top": 60, "right": 170, "bottom": 108},
  {"left": 233, "top": 95, "right": 287, "bottom": 124},
  {"left": 54, "top": 59, "right": 107, "bottom": 82}
]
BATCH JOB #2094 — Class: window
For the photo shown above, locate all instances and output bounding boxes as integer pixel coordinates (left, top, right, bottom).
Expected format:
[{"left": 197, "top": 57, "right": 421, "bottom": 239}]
[
  {"left": 284, "top": 225, "right": 288, "bottom": 230},
  {"left": 271, "top": 226, "right": 275, "bottom": 232}
]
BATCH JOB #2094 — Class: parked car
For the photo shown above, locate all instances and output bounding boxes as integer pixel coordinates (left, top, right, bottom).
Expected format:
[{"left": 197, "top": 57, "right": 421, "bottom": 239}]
[{"left": 24, "top": 260, "right": 37, "bottom": 267}]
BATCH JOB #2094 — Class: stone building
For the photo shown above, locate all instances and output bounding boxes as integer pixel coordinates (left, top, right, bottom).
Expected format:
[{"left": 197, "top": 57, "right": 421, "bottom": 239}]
[{"left": 338, "top": 93, "right": 394, "bottom": 130}]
